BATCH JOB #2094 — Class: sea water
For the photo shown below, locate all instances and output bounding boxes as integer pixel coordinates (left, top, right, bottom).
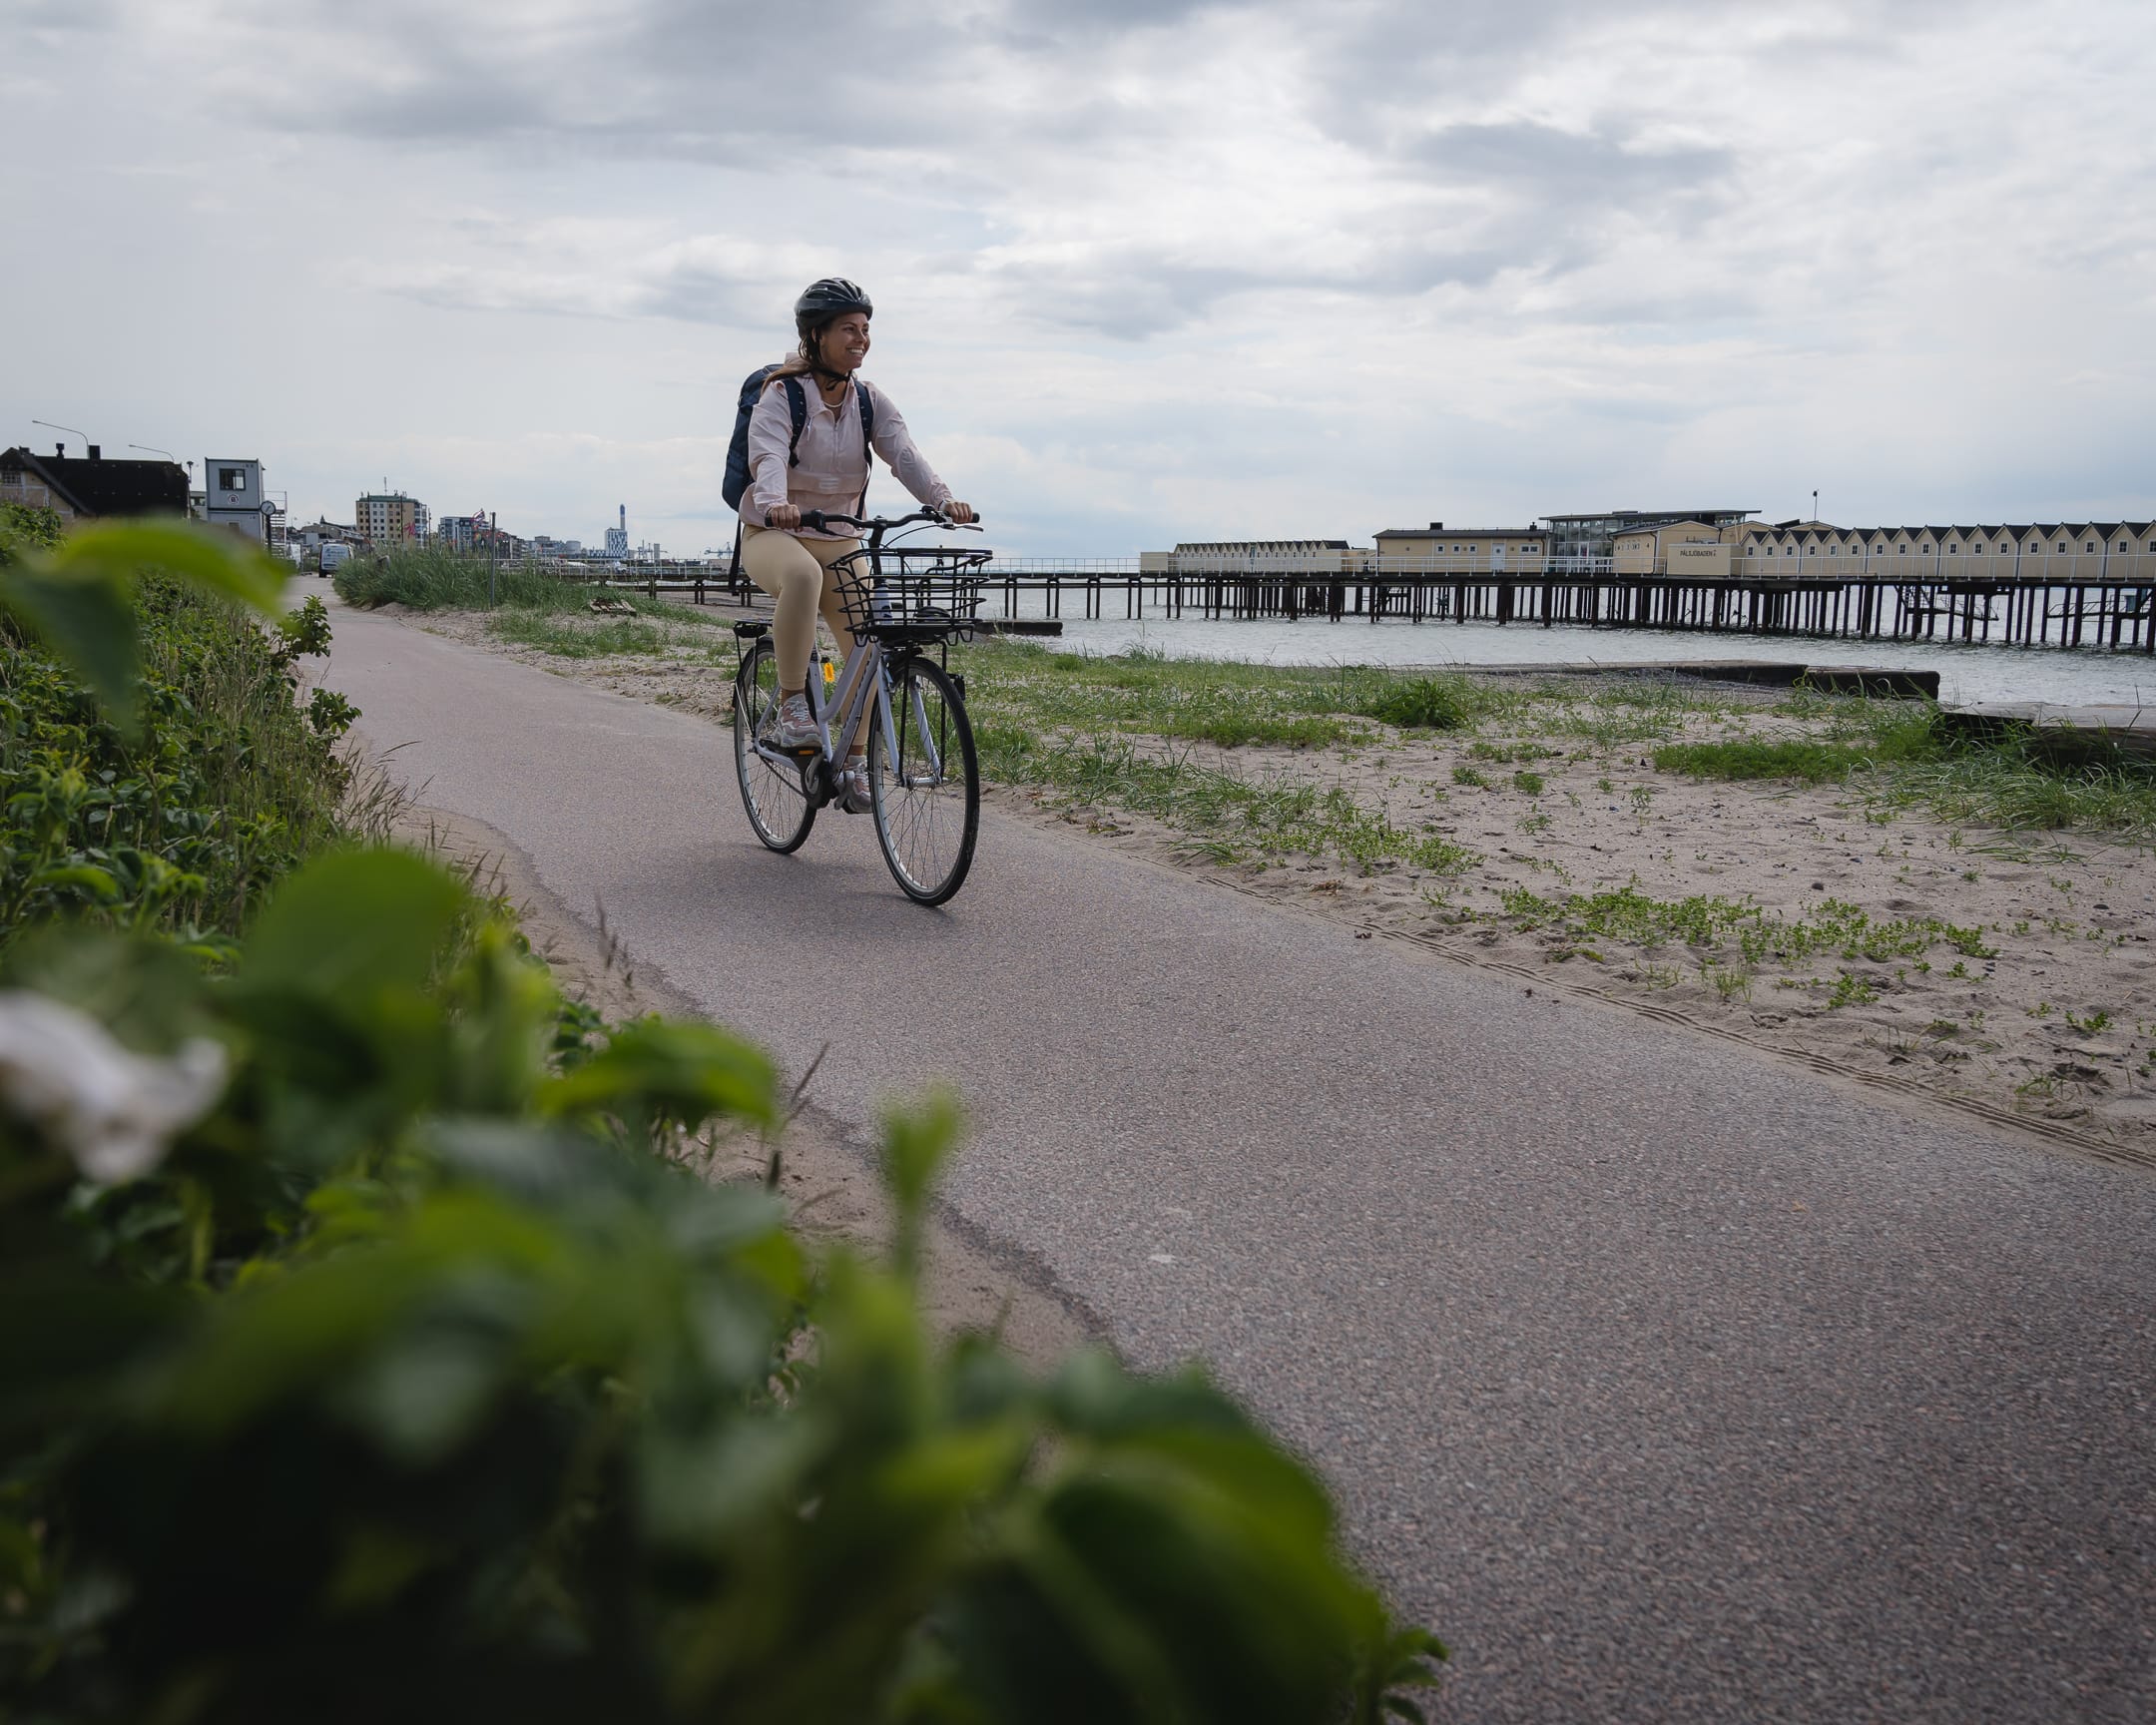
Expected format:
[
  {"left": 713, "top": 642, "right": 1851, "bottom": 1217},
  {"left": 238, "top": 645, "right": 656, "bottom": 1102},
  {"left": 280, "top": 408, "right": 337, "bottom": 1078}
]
[{"left": 998, "top": 606, "right": 2156, "bottom": 712}]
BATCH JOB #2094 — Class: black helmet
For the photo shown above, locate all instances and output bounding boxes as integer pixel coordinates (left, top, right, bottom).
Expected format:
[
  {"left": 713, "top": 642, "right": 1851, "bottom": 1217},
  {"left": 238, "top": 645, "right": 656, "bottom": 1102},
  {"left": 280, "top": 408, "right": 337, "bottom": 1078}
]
[{"left": 795, "top": 278, "right": 872, "bottom": 333}]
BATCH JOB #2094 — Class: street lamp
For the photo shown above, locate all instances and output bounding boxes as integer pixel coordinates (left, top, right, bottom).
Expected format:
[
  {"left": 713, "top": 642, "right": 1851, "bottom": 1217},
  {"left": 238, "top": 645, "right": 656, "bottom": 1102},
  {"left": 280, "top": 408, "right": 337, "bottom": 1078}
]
[
  {"left": 129, "top": 443, "right": 176, "bottom": 462},
  {"left": 31, "top": 418, "right": 88, "bottom": 453}
]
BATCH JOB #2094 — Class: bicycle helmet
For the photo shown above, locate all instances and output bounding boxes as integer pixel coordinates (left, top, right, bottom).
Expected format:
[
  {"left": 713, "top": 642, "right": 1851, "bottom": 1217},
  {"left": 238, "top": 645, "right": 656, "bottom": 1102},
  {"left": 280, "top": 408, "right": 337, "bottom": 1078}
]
[{"left": 795, "top": 278, "right": 873, "bottom": 334}]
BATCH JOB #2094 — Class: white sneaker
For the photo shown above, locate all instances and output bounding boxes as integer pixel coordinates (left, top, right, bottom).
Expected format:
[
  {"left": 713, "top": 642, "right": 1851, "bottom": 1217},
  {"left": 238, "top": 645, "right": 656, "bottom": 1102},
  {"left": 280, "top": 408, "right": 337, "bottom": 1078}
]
[
  {"left": 771, "top": 693, "right": 819, "bottom": 750},
  {"left": 838, "top": 761, "right": 874, "bottom": 813}
]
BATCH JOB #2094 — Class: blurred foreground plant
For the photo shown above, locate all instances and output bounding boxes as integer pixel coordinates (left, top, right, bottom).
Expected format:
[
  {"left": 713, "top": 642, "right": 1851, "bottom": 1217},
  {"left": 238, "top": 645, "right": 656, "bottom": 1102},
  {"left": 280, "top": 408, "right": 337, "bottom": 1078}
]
[{"left": 0, "top": 850, "right": 1441, "bottom": 1723}]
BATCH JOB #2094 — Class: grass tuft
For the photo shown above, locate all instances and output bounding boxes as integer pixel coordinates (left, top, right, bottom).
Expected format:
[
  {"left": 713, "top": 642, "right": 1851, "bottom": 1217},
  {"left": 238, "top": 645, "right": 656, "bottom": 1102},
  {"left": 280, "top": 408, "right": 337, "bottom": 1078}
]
[
  {"left": 1356, "top": 675, "right": 1474, "bottom": 731},
  {"left": 493, "top": 612, "right": 671, "bottom": 658}
]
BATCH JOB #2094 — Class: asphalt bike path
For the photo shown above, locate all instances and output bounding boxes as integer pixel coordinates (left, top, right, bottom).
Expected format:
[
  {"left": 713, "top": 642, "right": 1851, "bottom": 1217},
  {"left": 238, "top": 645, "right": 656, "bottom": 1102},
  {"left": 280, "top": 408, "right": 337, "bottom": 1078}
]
[{"left": 321, "top": 598, "right": 2154, "bottom": 1725}]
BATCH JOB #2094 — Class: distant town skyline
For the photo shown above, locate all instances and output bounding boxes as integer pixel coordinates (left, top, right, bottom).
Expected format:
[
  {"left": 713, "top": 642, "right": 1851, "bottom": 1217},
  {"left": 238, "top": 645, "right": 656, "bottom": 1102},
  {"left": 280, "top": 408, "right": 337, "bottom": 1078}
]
[{"left": 6, "top": 0, "right": 2151, "bottom": 556}]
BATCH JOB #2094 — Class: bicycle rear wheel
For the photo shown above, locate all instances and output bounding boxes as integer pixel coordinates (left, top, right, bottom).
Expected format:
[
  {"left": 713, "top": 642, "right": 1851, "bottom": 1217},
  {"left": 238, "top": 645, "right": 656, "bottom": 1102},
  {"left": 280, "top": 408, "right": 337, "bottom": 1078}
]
[
  {"left": 868, "top": 656, "right": 978, "bottom": 904},
  {"left": 733, "top": 637, "right": 816, "bottom": 853}
]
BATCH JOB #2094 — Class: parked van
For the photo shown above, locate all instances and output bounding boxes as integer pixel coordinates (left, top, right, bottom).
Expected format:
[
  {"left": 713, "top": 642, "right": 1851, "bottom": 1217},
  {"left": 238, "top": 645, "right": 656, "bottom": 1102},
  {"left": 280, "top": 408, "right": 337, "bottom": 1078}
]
[{"left": 319, "top": 543, "right": 353, "bottom": 577}]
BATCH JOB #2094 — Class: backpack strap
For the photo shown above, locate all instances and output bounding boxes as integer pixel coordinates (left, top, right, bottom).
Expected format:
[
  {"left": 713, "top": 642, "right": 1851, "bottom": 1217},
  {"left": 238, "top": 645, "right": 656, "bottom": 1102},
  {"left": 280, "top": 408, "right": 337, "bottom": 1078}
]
[
  {"left": 855, "top": 384, "right": 874, "bottom": 514},
  {"left": 781, "top": 376, "right": 808, "bottom": 468}
]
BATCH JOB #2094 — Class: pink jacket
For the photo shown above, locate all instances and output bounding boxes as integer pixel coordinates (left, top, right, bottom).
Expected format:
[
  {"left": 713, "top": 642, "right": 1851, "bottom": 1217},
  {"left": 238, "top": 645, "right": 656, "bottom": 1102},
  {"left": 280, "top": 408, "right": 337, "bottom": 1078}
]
[{"left": 741, "top": 365, "right": 952, "bottom": 541}]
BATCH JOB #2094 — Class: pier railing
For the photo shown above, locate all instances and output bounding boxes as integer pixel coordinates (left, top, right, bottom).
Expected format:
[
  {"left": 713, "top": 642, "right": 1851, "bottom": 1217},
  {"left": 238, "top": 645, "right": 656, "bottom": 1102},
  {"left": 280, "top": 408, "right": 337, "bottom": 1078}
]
[{"left": 541, "top": 554, "right": 2156, "bottom": 654}]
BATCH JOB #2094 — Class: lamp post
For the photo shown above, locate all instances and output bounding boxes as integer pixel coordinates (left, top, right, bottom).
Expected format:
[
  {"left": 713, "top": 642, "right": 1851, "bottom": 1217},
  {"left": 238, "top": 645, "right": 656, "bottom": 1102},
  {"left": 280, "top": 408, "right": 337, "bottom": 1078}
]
[{"left": 31, "top": 418, "right": 88, "bottom": 453}]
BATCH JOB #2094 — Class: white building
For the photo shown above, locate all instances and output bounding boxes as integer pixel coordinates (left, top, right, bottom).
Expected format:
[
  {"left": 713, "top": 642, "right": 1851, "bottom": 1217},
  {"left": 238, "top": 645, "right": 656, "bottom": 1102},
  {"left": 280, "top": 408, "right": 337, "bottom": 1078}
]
[{"left": 205, "top": 458, "right": 269, "bottom": 544}]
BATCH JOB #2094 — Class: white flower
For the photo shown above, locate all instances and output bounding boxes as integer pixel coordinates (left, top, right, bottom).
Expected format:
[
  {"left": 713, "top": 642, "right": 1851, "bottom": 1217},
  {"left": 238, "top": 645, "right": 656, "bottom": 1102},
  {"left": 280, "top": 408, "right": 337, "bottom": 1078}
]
[{"left": 0, "top": 990, "right": 227, "bottom": 1184}]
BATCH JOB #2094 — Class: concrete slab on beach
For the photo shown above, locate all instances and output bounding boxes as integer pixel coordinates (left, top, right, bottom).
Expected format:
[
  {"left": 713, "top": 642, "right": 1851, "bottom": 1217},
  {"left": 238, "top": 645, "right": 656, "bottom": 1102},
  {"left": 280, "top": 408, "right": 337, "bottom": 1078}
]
[{"left": 1450, "top": 657, "right": 1943, "bottom": 699}]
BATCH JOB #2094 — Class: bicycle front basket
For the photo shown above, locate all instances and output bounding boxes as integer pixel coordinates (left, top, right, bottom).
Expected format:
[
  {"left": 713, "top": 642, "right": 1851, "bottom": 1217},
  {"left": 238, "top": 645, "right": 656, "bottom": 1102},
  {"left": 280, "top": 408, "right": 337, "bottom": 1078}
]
[{"left": 835, "top": 544, "right": 993, "bottom": 640}]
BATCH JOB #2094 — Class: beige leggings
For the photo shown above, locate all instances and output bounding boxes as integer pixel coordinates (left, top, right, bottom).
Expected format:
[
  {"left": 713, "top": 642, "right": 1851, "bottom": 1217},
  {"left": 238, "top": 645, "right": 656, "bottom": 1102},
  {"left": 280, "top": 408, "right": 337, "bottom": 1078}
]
[{"left": 741, "top": 525, "right": 863, "bottom": 702}]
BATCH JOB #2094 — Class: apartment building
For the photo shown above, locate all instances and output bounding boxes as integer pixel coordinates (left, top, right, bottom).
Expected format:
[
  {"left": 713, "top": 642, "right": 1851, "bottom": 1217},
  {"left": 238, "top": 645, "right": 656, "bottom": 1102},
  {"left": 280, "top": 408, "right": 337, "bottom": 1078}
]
[{"left": 355, "top": 490, "right": 431, "bottom": 546}]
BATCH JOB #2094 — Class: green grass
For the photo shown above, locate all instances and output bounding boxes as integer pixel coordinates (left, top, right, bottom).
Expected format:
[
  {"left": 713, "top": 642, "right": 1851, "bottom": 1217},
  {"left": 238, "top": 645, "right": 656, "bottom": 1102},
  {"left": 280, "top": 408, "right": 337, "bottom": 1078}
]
[
  {"left": 1492, "top": 882, "right": 1993, "bottom": 981},
  {"left": 1883, "top": 744, "right": 2156, "bottom": 841},
  {"left": 1650, "top": 704, "right": 2156, "bottom": 842},
  {"left": 1354, "top": 675, "right": 1476, "bottom": 731},
  {"left": 1543, "top": 679, "right": 1752, "bottom": 745},
  {"left": 493, "top": 611, "right": 673, "bottom": 658},
  {"left": 1653, "top": 739, "right": 1880, "bottom": 784},
  {"left": 1654, "top": 708, "right": 1942, "bottom": 785},
  {"left": 975, "top": 722, "right": 1474, "bottom": 875},
  {"left": 335, "top": 544, "right": 597, "bottom": 611},
  {"left": 951, "top": 641, "right": 1521, "bottom": 753},
  {"left": 948, "top": 642, "right": 2156, "bottom": 849}
]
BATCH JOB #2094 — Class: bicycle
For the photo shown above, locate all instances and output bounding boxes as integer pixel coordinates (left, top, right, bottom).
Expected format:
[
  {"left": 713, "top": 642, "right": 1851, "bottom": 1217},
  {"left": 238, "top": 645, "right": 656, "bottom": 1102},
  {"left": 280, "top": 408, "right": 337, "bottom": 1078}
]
[{"left": 731, "top": 507, "right": 991, "bottom": 905}]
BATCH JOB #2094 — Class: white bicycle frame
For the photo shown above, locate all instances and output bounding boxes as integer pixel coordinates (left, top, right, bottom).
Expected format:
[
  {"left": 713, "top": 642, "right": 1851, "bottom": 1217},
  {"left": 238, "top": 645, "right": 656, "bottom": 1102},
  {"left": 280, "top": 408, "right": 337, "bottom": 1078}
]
[{"left": 749, "top": 637, "right": 946, "bottom": 793}]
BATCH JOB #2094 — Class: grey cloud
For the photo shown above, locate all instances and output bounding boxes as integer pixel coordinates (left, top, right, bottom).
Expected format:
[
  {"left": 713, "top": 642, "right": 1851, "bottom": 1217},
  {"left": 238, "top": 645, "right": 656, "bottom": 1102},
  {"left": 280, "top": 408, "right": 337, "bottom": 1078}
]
[
  {"left": 1344, "top": 240, "right": 1516, "bottom": 299},
  {"left": 13, "top": 0, "right": 122, "bottom": 30},
  {"left": 630, "top": 259, "right": 782, "bottom": 327},
  {"left": 1410, "top": 122, "right": 1730, "bottom": 206},
  {"left": 239, "top": 0, "right": 972, "bottom": 164},
  {"left": 1305, "top": 0, "right": 1999, "bottom": 78},
  {"left": 988, "top": 235, "right": 1513, "bottom": 339},
  {"left": 998, "top": 258, "right": 1267, "bottom": 339},
  {"left": 371, "top": 242, "right": 790, "bottom": 328}
]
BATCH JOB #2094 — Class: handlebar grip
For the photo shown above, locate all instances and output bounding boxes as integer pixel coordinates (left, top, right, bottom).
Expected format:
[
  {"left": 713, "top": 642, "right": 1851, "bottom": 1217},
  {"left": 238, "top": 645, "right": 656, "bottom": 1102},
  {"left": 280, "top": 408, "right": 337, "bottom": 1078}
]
[{"left": 800, "top": 509, "right": 826, "bottom": 532}]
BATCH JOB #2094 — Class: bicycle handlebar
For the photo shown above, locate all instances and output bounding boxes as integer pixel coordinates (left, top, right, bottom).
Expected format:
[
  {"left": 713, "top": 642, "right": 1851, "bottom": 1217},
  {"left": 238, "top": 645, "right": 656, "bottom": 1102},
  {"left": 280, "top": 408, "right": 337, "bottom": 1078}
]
[{"left": 790, "top": 507, "right": 982, "bottom": 536}]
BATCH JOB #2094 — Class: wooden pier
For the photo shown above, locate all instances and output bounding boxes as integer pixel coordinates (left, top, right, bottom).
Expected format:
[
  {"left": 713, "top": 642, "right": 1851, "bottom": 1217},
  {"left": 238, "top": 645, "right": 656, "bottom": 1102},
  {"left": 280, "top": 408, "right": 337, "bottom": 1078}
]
[
  {"left": 971, "top": 568, "right": 2156, "bottom": 654},
  {"left": 577, "top": 561, "right": 2156, "bottom": 654}
]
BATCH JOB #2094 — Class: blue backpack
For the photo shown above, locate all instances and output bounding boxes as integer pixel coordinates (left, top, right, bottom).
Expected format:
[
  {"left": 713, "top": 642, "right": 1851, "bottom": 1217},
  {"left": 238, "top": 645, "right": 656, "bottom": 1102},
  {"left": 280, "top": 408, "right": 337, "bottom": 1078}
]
[{"left": 721, "top": 365, "right": 874, "bottom": 517}]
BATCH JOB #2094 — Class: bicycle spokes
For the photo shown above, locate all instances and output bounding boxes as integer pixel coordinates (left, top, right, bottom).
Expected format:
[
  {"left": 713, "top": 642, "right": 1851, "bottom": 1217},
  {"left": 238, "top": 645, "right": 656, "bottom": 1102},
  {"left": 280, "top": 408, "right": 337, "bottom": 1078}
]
[{"left": 869, "top": 658, "right": 978, "bottom": 904}]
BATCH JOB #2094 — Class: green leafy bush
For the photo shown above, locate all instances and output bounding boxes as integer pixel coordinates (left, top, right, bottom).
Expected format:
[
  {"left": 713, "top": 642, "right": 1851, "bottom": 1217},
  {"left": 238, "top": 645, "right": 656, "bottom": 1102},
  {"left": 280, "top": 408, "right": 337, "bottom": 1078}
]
[{"left": 0, "top": 519, "right": 349, "bottom": 948}]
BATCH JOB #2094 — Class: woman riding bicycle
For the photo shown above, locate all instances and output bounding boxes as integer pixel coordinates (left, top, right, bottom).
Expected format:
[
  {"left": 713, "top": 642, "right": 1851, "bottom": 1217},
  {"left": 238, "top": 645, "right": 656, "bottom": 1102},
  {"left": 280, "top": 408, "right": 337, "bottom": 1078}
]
[{"left": 739, "top": 278, "right": 974, "bottom": 811}]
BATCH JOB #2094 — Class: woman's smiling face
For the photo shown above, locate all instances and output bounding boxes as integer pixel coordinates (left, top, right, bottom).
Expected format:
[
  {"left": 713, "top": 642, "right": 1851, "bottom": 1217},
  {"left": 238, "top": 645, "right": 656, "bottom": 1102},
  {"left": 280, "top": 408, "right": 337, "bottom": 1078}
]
[{"left": 816, "top": 311, "right": 871, "bottom": 374}]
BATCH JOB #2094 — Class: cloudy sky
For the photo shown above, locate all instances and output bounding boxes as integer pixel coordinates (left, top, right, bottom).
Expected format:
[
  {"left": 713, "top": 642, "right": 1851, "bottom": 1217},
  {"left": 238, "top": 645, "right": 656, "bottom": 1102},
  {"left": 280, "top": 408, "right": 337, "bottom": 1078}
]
[{"left": 5, "top": 0, "right": 2151, "bottom": 554}]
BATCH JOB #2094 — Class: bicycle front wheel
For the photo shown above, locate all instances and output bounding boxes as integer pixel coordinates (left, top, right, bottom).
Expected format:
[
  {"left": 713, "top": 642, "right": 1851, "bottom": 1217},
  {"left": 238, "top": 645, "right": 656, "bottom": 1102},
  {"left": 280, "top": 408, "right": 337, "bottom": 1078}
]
[
  {"left": 733, "top": 637, "right": 816, "bottom": 853},
  {"left": 868, "top": 657, "right": 979, "bottom": 904}
]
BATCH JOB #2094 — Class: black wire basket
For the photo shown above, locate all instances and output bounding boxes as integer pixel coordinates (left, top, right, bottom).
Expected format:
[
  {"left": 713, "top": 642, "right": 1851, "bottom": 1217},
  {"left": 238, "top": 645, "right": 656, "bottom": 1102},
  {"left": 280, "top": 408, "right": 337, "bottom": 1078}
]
[{"left": 832, "top": 544, "right": 994, "bottom": 640}]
